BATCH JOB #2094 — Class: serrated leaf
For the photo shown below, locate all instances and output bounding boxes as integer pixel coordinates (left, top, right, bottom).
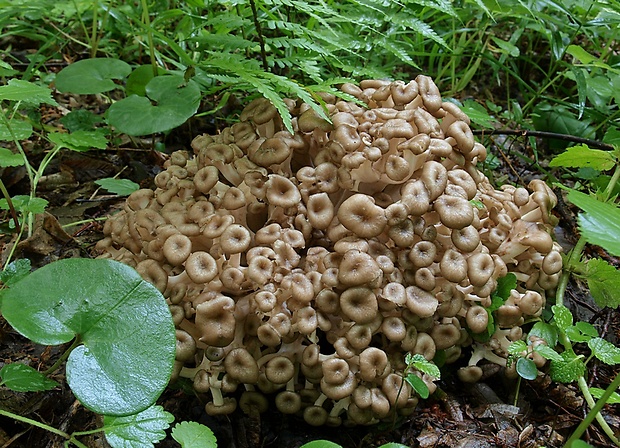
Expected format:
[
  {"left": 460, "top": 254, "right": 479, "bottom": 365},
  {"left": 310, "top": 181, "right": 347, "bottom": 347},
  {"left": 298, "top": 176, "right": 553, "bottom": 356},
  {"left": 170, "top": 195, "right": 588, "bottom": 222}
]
[
  {"left": 529, "top": 322, "right": 559, "bottom": 347},
  {"left": 95, "top": 178, "right": 140, "bottom": 196},
  {"left": 516, "top": 357, "right": 538, "bottom": 380},
  {"left": 0, "top": 363, "right": 59, "bottom": 392},
  {"left": 0, "top": 258, "right": 31, "bottom": 287},
  {"left": 508, "top": 340, "right": 528, "bottom": 356},
  {"left": 406, "top": 353, "right": 440, "bottom": 378},
  {"left": 566, "top": 326, "right": 594, "bottom": 343},
  {"left": 567, "top": 189, "right": 620, "bottom": 256},
  {"left": 589, "top": 387, "right": 620, "bottom": 404},
  {"left": 552, "top": 304, "right": 573, "bottom": 332},
  {"left": 549, "top": 144, "right": 616, "bottom": 171},
  {"left": 534, "top": 345, "right": 563, "bottom": 362},
  {"left": 584, "top": 258, "right": 620, "bottom": 308},
  {"left": 549, "top": 351, "right": 586, "bottom": 383},
  {"left": 55, "top": 58, "right": 132, "bottom": 95},
  {"left": 588, "top": 338, "right": 620, "bottom": 365},
  {"left": 0, "top": 195, "right": 48, "bottom": 215},
  {"left": 0, "top": 79, "right": 57, "bottom": 105},
  {"left": 405, "top": 373, "right": 430, "bottom": 399},
  {"left": 60, "top": 109, "right": 104, "bottom": 132},
  {"left": 0, "top": 259, "right": 176, "bottom": 416},
  {"left": 575, "top": 321, "right": 598, "bottom": 337},
  {"left": 104, "top": 404, "right": 174, "bottom": 448},
  {"left": 171, "top": 421, "right": 217, "bottom": 448},
  {"left": 48, "top": 130, "right": 108, "bottom": 152},
  {"left": 0, "top": 118, "right": 33, "bottom": 141},
  {"left": 0, "top": 148, "right": 25, "bottom": 167},
  {"left": 107, "top": 76, "right": 200, "bottom": 136}
]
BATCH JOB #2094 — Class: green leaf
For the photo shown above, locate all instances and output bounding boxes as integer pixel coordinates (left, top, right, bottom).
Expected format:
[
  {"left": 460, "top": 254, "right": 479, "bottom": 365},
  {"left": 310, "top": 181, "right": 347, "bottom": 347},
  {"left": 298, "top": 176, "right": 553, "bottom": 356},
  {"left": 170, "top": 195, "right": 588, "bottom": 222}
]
[
  {"left": 549, "top": 144, "right": 616, "bottom": 171},
  {"left": 104, "top": 404, "right": 174, "bottom": 448},
  {"left": 549, "top": 351, "right": 586, "bottom": 383},
  {"left": 566, "top": 45, "right": 598, "bottom": 65},
  {"left": 0, "top": 118, "right": 33, "bottom": 141},
  {"left": 568, "top": 440, "right": 595, "bottom": 448},
  {"left": 493, "top": 273, "right": 517, "bottom": 304},
  {"left": 60, "top": 109, "right": 104, "bottom": 132},
  {"left": 588, "top": 338, "right": 620, "bottom": 365},
  {"left": 405, "top": 353, "right": 440, "bottom": 378},
  {"left": 48, "top": 130, "right": 108, "bottom": 152},
  {"left": 565, "top": 324, "right": 596, "bottom": 343},
  {"left": 529, "top": 322, "right": 559, "bottom": 347},
  {"left": 0, "top": 195, "right": 48, "bottom": 215},
  {"left": 589, "top": 387, "right": 620, "bottom": 404},
  {"left": 460, "top": 99, "right": 496, "bottom": 128},
  {"left": 516, "top": 357, "right": 538, "bottom": 380},
  {"left": 552, "top": 304, "right": 573, "bottom": 332},
  {"left": 0, "top": 258, "right": 31, "bottom": 287},
  {"left": 0, "top": 363, "right": 59, "bottom": 392},
  {"left": 126, "top": 65, "right": 168, "bottom": 97},
  {"left": 299, "top": 442, "right": 342, "bottom": 448},
  {"left": 532, "top": 103, "right": 594, "bottom": 149},
  {"left": 55, "top": 58, "right": 132, "bottom": 94},
  {"left": 107, "top": 75, "right": 200, "bottom": 136},
  {"left": 507, "top": 340, "right": 528, "bottom": 356},
  {"left": 567, "top": 189, "right": 620, "bottom": 256},
  {"left": 95, "top": 178, "right": 140, "bottom": 196},
  {"left": 0, "top": 259, "right": 176, "bottom": 416},
  {"left": 378, "top": 444, "right": 410, "bottom": 448},
  {"left": 0, "top": 148, "right": 25, "bottom": 167},
  {"left": 405, "top": 373, "right": 430, "bottom": 399},
  {"left": 584, "top": 258, "right": 620, "bottom": 309},
  {"left": 171, "top": 421, "right": 217, "bottom": 448},
  {"left": 603, "top": 127, "right": 620, "bottom": 147},
  {"left": 534, "top": 345, "right": 563, "bottom": 362},
  {"left": 490, "top": 36, "right": 520, "bottom": 57},
  {"left": 0, "top": 79, "right": 57, "bottom": 105}
]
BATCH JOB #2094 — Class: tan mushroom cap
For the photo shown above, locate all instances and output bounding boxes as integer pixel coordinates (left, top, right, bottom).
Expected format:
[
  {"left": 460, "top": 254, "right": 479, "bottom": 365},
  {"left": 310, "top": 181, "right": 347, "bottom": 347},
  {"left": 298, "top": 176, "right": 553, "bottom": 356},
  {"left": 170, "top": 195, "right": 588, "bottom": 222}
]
[{"left": 337, "top": 194, "right": 387, "bottom": 238}]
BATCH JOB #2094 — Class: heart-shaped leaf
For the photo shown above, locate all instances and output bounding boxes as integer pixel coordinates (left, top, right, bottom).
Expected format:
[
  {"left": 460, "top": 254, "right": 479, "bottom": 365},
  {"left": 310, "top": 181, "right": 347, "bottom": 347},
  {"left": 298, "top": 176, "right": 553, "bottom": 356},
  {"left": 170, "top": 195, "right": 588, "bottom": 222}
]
[
  {"left": 55, "top": 58, "right": 132, "bottom": 94},
  {"left": 0, "top": 258, "right": 176, "bottom": 416},
  {"left": 171, "top": 421, "right": 218, "bottom": 448},
  {"left": 107, "top": 75, "right": 200, "bottom": 136}
]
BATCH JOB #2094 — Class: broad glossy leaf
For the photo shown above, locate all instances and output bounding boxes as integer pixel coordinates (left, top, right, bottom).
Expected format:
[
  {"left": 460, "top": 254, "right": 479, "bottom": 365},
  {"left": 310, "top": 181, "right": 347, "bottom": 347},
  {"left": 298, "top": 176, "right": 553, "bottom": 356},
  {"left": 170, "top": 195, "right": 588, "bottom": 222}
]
[
  {"left": 0, "top": 363, "right": 59, "bottom": 392},
  {"left": 0, "top": 79, "right": 57, "bottom": 105},
  {"left": 171, "top": 421, "right": 218, "bottom": 448},
  {"left": 529, "top": 322, "right": 559, "bottom": 347},
  {"left": 126, "top": 65, "right": 168, "bottom": 97},
  {"left": 104, "top": 404, "right": 174, "bottom": 448},
  {"left": 299, "top": 442, "right": 342, "bottom": 448},
  {"left": 549, "top": 144, "right": 615, "bottom": 171},
  {"left": 55, "top": 58, "right": 132, "bottom": 94},
  {"left": 0, "top": 259, "right": 176, "bottom": 416},
  {"left": 107, "top": 75, "right": 200, "bottom": 135},
  {"left": 406, "top": 373, "right": 430, "bottom": 399},
  {"left": 0, "top": 258, "right": 31, "bottom": 287},
  {"left": 567, "top": 189, "right": 620, "bottom": 256}
]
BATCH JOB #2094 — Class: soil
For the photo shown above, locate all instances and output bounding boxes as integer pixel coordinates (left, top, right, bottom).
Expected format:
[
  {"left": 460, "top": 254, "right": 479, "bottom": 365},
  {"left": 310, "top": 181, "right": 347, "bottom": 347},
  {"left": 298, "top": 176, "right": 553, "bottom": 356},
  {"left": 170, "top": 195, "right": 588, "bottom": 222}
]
[{"left": 1, "top": 84, "right": 619, "bottom": 448}]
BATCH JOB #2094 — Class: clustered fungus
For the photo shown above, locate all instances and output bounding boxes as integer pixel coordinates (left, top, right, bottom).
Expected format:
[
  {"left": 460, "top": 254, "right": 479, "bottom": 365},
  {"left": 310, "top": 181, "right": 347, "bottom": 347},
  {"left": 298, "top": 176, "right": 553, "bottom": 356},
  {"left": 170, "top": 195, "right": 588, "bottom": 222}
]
[{"left": 96, "top": 76, "right": 562, "bottom": 425}]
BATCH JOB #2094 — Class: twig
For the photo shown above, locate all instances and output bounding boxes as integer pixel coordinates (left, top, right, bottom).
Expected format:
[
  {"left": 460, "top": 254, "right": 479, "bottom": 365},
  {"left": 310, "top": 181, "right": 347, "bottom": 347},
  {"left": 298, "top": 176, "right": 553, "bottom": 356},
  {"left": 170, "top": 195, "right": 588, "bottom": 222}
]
[{"left": 472, "top": 129, "right": 614, "bottom": 151}]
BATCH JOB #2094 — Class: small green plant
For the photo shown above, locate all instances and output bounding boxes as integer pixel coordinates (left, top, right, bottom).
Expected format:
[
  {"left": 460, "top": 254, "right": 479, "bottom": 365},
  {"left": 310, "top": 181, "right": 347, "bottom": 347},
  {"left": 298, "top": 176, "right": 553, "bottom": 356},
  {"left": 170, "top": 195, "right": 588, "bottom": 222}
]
[
  {"left": 0, "top": 258, "right": 177, "bottom": 447},
  {"left": 403, "top": 353, "right": 441, "bottom": 400},
  {"left": 508, "top": 141, "right": 620, "bottom": 446}
]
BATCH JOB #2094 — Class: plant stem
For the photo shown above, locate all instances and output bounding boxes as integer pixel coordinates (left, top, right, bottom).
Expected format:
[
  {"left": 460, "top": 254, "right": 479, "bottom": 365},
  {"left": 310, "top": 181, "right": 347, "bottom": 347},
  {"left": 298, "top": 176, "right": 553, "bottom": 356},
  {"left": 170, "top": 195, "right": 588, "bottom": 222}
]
[
  {"left": 555, "top": 236, "right": 587, "bottom": 308},
  {"left": 140, "top": 0, "right": 159, "bottom": 77},
  {"left": 0, "top": 178, "right": 21, "bottom": 234},
  {"left": 90, "top": 0, "right": 99, "bottom": 57},
  {"left": 0, "top": 409, "right": 70, "bottom": 438},
  {"left": 248, "top": 0, "right": 269, "bottom": 71},
  {"left": 43, "top": 337, "right": 81, "bottom": 376},
  {"left": 566, "top": 374, "right": 620, "bottom": 447}
]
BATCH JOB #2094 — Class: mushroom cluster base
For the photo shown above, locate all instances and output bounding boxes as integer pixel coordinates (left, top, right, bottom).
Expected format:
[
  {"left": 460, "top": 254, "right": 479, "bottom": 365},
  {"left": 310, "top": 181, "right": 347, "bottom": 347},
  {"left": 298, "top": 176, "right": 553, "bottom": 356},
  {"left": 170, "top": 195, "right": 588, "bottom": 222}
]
[{"left": 96, "top": 77, "right": 561, "bottom": 426}]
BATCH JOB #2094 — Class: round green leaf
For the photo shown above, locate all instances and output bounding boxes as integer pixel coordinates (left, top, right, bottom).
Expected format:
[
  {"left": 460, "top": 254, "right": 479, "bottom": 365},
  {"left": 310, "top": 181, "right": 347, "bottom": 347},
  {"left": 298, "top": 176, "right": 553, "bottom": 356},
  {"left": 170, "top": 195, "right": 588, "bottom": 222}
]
[
  {"left": 126, "top": 65, "right": 168, "bottom": 97},
  {"left": 516, "top": 357, "right": 538, "bottom": 380},
  {"left": 0, "top": 258, "right": 176, "bottom": 416},
  {"left": 55, "top": 58, "right": 132, "bottom": 94},
  {"left": 107, "top": 75, "right": 201, "bottom": 136},
  {"left": 299, "top": 441, "right": 342, "bottom": 448},
  {"left": 171, "top": 421, "right": 218, "bottom": 448}
]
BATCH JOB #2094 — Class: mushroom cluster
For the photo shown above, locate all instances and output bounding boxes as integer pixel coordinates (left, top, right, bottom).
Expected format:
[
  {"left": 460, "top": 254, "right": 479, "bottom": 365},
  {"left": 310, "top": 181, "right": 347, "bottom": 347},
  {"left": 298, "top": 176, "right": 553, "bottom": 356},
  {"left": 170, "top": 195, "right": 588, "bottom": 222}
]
[{"left": 96, "top": 76, "right": 561, "bottom": 425}]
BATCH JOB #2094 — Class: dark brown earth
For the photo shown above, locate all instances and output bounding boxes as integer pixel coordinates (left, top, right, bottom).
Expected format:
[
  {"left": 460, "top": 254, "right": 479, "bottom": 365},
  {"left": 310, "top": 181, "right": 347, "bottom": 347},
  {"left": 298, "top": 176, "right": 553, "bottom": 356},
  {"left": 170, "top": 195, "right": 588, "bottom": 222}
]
[{"left": 1, "top": 87, "right": 619, "bottom": 448}]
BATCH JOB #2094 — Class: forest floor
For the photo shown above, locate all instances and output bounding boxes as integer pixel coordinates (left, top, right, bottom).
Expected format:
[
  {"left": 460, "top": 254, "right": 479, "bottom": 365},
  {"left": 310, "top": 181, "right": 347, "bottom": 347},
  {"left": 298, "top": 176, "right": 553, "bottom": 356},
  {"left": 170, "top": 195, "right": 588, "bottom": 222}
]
[{"left": 1, "top": 82, "right": 620, "bottom": 448}]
